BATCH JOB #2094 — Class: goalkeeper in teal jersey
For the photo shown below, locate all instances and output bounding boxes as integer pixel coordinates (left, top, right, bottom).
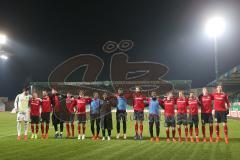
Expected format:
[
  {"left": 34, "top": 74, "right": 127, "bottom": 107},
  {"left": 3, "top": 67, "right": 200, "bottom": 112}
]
[{"left": 14, "top": 88, "right": 32, "bottom": 141}]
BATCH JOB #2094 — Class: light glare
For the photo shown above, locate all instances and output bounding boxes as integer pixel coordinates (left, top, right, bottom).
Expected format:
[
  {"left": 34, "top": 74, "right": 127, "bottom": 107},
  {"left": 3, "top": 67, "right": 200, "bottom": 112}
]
[
  {"left": 0, "top": 34, "right": 7, "bottom": 44},
  {"left": 205, "top": 16, "right": 225, "bottom": 38},
  {"left": 0, "top": 55, "right": 8, "bottom": 60}
]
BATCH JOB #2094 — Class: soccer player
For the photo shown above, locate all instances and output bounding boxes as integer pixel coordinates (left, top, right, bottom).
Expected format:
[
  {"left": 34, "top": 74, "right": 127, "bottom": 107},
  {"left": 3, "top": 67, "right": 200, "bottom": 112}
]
[
  {"left": 75, "top": 90, "right": 91, "bottom": 140},
  {"left": 29, "top": 92, "right": 41, "bottom": 139},
  {"left": 176, "top": 90, "right": 189, "bottom": 142},
  {"left": 115, "top": 88, "right": 128, "bottom": 140},
  {"left": 65, "top": 92, "right": 76, "bottom": 138},
  {"left": 188, "top": 92, "right": 200, "bottom": 142},
  {"left": 147, "top": 91, "right": 163, "bottom": 142},
  {"left": 213, "top": 85, "right": 230, "bottom": 144},
  {"left": 198, "top": 87, "right": 214, "bottom": 142},
  {"left": 14, "top": 87, "right": 32, "bottom": 141},
  {"left": 90, "top": 92, "right": 101, "bottom": 140},
  {"left": 132, "top": 86, "right": 146, "bottom": 140},
  {"left": 51, "top": 88, "right": 65, "bottom": 139},
  {"left": 41, "top": 90, "right": 52, "bottom": 139},
  {"left": 100, "top": 92, "right": 113, "bottom": 141},
  {"left": 163, "top": 92, "right": 176, "bottom": 142}
]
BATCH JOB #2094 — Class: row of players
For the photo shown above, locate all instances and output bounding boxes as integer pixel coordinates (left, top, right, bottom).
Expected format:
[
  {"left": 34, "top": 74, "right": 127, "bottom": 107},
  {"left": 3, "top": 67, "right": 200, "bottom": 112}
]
[{"left": 14, "top": 85, "right": 230, "bottom": 143}]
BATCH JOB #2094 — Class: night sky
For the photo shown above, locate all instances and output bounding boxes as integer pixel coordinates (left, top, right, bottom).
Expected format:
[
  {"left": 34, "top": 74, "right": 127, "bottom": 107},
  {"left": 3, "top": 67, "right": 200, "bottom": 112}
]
[{"left": 0, "top": 0, "right": 240, "bottom": 99}]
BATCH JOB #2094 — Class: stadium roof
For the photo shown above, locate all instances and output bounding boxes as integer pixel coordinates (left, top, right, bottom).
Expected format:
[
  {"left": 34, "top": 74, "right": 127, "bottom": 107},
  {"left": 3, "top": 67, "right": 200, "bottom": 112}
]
[{"left": 207, "top": 64, "right": 240, "bottom": 92}]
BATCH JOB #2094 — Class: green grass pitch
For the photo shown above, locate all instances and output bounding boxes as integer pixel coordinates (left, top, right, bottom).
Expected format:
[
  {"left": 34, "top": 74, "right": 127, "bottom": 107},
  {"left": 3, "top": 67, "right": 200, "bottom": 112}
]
[{"left": 0, "top": 112, "right": 239, "bottom": 160}]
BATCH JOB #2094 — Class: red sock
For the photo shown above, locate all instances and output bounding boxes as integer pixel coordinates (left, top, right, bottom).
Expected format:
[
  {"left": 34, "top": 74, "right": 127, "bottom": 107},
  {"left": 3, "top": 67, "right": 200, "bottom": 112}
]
[
  {"left": 195, "top": 127, "right": 199, "bottom": 137},
  {"left": 172, "top": 129, "right": 176, "bottom": 138},
  {"left": 41, "top": 123, "right": 44, "bottom": 134},
  {"left": 78, "top": 124, "right": 81, "bottom": 134},
  {"left": 190, "top": 127, "right": 193, "bottom": 137},
  {"left": 36, "top": 124, "right": 39, "bottom": 134},
  {"left": 210, "top": 125, "right": 213, "bottom": 138},
  {"left": 178, "top": 127, "right": 181, "bottom": 138},
  {"left": 185, "top": 127, "right": 188, "bottom": 138},
  {"left": 224, "top": 125, "right": 228, "bottom": 137},
  {"left": 31, "top": 124, "right": 34, "bottom": 134},
  {"left": 166, "top": 128, "right": 170, "bottom": 139},
  {"left": 71, "top": 123, "right": 74, "bottom": 137},
  {"left": 82, "top": 125, "right": 86, "bottom": 134},
  {"left": 216, "top": 125, "right": 220, "bottom": 137},
  {"left": 202, "top": 126, "right": 206, "bottom": 137},
  {"left": 135, "top": 122, "right": 138, "bottom": 135},
  {"left": 46, "top": 123, "right": 49, "bottom": 134},
  {"left": 66, "top": 123, "right": 70, "bottom": 135},
  {"left": 140, "top": 123, "right": 143, "bottom": 135}
]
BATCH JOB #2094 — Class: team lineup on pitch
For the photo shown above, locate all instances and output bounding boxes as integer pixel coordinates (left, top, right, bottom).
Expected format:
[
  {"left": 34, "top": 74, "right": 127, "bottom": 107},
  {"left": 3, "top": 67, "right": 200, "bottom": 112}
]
[{"left": 14, "top": 85, "right": 231, "bottom": 144}]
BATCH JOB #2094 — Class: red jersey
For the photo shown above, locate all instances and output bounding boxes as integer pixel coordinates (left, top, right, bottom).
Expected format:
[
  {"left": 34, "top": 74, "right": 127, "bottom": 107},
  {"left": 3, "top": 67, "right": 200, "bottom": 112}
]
[
  {"left": 30, "top": 98, "right": 41, "bottom": 116},
  {"left": 42, "top": 96, "right": 52, "bottom": 113},
  {"left": 176, "top": 97, "right": 188, "bottom": 114},
  {"left": 163, "top": 98, "right": 175, "bottom": 116},
  {"left": 199, "top": 94, "right": 213, "bottom": 113},
  {"left": 75, "top": 97, "right": 91, "bottom": 114},
  {"left": 133, "top": 93, "right": 146, "bottom": 111},
  {"left": 66, "top": 97, "right": 76, "bottom": 113},
  {"left": 188, "top": 97, "right": 199, "bottom": 115},
  {"left": 213, "top": 92, "right": 230, "bottom": 111}
]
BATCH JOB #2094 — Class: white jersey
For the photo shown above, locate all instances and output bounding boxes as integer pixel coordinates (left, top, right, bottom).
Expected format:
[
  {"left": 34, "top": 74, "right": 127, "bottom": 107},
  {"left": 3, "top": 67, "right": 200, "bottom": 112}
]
[{"left": 14, "top": 93, "right": 32, "bottom": 113}]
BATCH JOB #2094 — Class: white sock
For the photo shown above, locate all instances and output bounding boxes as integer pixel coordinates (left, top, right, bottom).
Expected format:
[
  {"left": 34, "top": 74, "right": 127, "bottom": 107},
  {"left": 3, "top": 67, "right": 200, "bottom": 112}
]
[
  {"left": 24, "top": 121, "right": 28, "bottom": 135},
  {"left": 17, "top": 121, "right": 21, "bottom": 136}
]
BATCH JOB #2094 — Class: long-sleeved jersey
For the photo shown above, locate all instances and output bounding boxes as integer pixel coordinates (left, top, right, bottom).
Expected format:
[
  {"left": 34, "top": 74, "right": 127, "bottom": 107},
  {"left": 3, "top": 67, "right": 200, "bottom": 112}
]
[
  {"left": 29, "top": 98, "right": 41, "bottom": 116},
  {"left": 42, "top": 96, "right": 52, "bottom": 113},
  {"left": 66, "top": 97, "right": 76, "bottom": 113},
  {"left": 213, "top": 92, "right": 230, "bottom": 111},
  {"left": 75, "top": 97, "right": 91, "bottom": 114},
  {"left": 115, "top": 94, "right": 128, "bottom": 111},
  {"left": 188, "top": 97, "right": 199, "bottom": 115},
  {"left": 14, "top": 93, "right": 32, "bottom": 113},
  {"left": 199, "top": 94, "right": 213, "bottom": 113},
  {"left": 132, "top": 93, "right": 146, "bottom": 111},
  {"left": 176, "top": 97, "right": 188, "bottom": 114},
  {"left": 163, "top": 98, "right": 175, "bottom": 116}
]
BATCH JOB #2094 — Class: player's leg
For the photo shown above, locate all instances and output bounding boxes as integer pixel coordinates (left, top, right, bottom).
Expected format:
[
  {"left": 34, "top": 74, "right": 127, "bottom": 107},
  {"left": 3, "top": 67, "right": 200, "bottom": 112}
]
[
  {"left": 35, "top": 117, "right": 40, "bottom": 139},
  {"left": 17, "top": 121, "right": 21, "bottom": 140},
  {"left": 107, "top": 129, "right": 111, "bottom": 140},
  {"left": 90, "top": 117, "right": 95, "bottom": 140},
  {"left": 23, "top": 121, "right": 29, "bottom": 141},
  {"left": 81, "top": 114, "right": 86, "bottom": 140},
  {"left": 195, "top": 115, "right": 199, "bottom": 142},
  {"left": 188, "top": 115, "right": 193, "bottom": 142},
  {"left": 215, "top": 111, "right": 221, "bottom": 142},
  {"left": 134, "top": 111, "right": 139, "bottom": 139},
  {"left": 183, "top": 114, "right": 188, "bottom": 142},
  {"left": 201, "top": 113, "right": 207, "bottom": 142},
  {"left": 52, "top": 114, "right": 59, "bottom": 138},
  {"left": 116, "top": 112, "right": 121, "bottom": 139},
  {"left": 66, "top": 122, "right": 70, "bottom": 138},
  {"left": 171, "top": 116, "right": 176, "bottom": 142},
  {"left": 102, "top": 129, "right": 106, "bottom": 140},
  {"left": 30, "top": 116, "right": 35, "bottom": 139},
  {"left": 123, "top": 112, "right": 127, "bottom": 139},
  {"left": 177, "top": 114, "right": 182, "bottom": 142},
  {"left": 41, "top": 113, "right": 45, "bottom": 139},
  {"left": 96, "top": 117, "right": 100, "bottom": 139},
  {"left": 45, "top": 113, "right": 50, "bottom": 139},
  {"left": 149, "top": 115, "right": 154, "bottom": 141},
  {"left": 155, "top": 116, "right": 160, "bottom": 142},
  {"left": 59, "top": 121, "right": 64, "bottom": 139},
  {"left": 139, "top": 111, "right": 144, "bottom": 140},
  {"left": 222, "top": 111, "right": 228, "bottom": 144}
]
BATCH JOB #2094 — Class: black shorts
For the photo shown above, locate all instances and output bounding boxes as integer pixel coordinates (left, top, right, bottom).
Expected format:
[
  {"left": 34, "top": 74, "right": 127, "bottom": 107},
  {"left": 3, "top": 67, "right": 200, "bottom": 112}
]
[
  {"left": 177, "top": 113, "right": 188, "bottom": 125},
  {"left": 164, "top": 115, "right": 176, "bottom": 127},
  {"left": 215, "top": 111, "right": 227, "bottom": 123},
  {"left": 77, "top": 114, "right": 87, "bottom": 124},
  {"left": 201, "top": 113, "right": 213, "bottom": 124},
  {"left": 134, "top": 110, "right": 144, "bottom": 121},
  {"left": 188, "top": 114, "right": 199, "bottom": 126},
  {"left": 31, "top": 115, "right": 40, "bottom": 124},
  {"left": 52, "top": 113, "right": 64, "bottom": 124},
  {"left": 41, "top": 112, "right": 50, "bottom": 123},
  {"left": 149, "top": 114, "right": 160, "bottom": 123},
  {"left": 68, "top": 113, "right": 75, "bottom": 123},
  {"left": 116, "top": 111, "right": 127, "bottom": 122},
  {"left": 90, "top": 113, "right": 100, "bottom": 121}
]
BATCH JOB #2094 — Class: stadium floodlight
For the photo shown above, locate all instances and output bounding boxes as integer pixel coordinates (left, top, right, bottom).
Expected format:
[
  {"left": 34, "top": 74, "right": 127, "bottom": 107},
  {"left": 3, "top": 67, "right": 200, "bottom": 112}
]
[
  {"left": 0, "top": 34, "right": 7, "bottom": 44},
  {"left": 205, "top": 16, "right": 226, "bottom": 80},
  {"left": 0, "top": 54, "right": 8, "bottom": 60},
  {"left": 205, "top": 16, "right": 225, "bottom": 38}
]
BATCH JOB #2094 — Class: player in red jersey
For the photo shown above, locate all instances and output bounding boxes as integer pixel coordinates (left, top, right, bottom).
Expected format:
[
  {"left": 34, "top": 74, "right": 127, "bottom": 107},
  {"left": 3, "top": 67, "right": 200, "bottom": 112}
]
[
  {"left": 132, "top": 86, "right": 147, "bottom": 140},
  {"left": 29, "top": 92, "right": 41, "bottom": 139},
  {"left": 65, "top": 92, "right": 76, "bottom": 138},
  {"left": 41, "top": 90, "right": 52, "bottom": 139},
  {"left": 176, "top": 91, "right": 189, "bottom": 142},
  {"left": 75, "top": 90, "right": 91, "bottom": 140},
  {"left": 188, "top": 92, "right": 200, "bottom": 142},
  {"left": 163, "top": 92, "right": 176, "bottom": 142},
  {"left": 213, "top": 85, "right": 230, "bottom": 144},
  {"left": 198, "top": 87, "right": 214, "bottom": 142}
]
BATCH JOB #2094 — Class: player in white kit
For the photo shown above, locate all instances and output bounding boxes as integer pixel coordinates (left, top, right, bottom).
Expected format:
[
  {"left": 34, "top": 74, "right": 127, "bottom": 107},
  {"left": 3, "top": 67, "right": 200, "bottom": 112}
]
[{"left": 14, "top": 88, "right": 32, "bottom": 141}]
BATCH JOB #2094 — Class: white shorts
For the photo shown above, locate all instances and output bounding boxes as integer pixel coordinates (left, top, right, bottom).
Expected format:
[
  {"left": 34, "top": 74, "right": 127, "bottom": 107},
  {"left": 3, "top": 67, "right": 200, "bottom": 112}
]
[{"left": 17, "top": 112, "right": 29, "bottom": 122}]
